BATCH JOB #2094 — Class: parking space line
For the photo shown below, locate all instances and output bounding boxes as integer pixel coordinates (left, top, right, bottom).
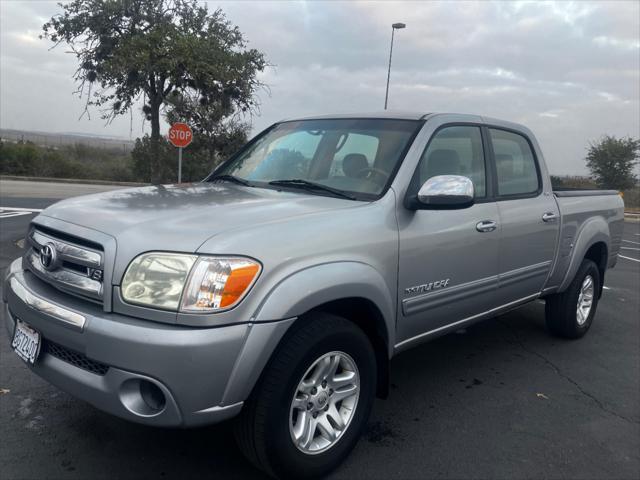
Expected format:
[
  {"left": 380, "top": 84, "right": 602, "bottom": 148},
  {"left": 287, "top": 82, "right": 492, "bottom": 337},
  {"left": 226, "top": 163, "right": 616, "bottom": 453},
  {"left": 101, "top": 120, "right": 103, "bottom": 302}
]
[
  {"left": 0, "top": 206, "right": 44, "bottom": 212},
  {"left": 0, "top": 206, "right": 43, "bottom": 219},
  {"left": 622, "top": 240, "right": 640, "bottom": 245},
  {"left": 619, "top": 255, "right": 640, "bottom": 263},
  {"left": 0, "top": 211, "right": 33, "bottom": 218},
  {"left": 622, "top": 247, "right": 640, "bottom": 251}
]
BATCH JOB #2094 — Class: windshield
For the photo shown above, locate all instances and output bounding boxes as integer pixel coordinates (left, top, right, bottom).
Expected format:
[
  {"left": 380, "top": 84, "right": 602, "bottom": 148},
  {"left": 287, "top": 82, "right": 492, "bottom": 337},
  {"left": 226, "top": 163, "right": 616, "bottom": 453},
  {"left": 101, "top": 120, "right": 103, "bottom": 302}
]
[{"left": 211, "top": 118, "right": 422, "bottom": 199}]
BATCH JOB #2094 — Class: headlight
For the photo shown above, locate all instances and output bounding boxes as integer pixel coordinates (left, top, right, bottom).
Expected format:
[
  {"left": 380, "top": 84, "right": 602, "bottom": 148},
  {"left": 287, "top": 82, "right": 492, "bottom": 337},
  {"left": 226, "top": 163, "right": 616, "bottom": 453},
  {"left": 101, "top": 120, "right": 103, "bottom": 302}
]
[
  {"left": 122, "top": 253, "right": 197, "bottom": 310},
  {"left": 181, "top": 257, "right": 261, "bottom": 312},
  {"left": 121, "top": 252, "right": 261, "bottom": 313}
]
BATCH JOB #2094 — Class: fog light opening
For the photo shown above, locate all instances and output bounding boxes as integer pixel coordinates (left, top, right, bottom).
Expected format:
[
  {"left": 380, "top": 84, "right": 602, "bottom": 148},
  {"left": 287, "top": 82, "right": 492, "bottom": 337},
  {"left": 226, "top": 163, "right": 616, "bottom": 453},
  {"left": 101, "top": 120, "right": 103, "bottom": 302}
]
[
  {"left": 140, "top": 380, "right": 166, "bottom": 412},
  {"left": 120, "top": 378, "right": 167, "bottom": 417}
]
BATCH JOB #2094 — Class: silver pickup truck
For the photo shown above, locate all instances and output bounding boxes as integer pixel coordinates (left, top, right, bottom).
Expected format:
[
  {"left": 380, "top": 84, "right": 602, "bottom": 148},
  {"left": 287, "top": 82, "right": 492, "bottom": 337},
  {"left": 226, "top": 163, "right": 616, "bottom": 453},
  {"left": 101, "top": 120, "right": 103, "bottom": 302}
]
[{"left": 4, "top": 112, "right": 624, "bottom": 478}]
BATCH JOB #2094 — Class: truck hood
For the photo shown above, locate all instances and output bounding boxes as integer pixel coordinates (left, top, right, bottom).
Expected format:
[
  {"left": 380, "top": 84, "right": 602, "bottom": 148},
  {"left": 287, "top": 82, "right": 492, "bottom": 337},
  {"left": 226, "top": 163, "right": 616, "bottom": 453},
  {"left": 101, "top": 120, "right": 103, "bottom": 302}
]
[{"left": 40, "top": 182, "right": 357, "bottom": 253}]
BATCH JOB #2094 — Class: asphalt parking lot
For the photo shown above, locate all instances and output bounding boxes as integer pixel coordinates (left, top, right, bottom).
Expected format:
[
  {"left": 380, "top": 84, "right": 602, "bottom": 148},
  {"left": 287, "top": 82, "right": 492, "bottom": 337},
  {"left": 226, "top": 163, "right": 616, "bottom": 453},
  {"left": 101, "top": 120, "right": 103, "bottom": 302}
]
[{"left": 0, "top": 180, "right": 638, "bottom": 480}]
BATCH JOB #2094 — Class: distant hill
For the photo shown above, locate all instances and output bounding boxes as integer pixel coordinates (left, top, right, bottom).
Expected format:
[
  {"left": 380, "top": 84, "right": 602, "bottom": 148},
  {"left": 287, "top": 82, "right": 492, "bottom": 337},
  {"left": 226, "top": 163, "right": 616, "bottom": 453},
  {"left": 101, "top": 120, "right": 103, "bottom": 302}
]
[{"left": 0, "top": 128, "right": 135, "bottom": 152}]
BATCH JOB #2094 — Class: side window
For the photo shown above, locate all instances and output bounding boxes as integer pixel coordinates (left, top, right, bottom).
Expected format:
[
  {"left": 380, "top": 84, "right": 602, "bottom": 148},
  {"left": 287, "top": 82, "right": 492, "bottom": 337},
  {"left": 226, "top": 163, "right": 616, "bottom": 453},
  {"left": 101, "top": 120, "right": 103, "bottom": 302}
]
[
  {"left": 418, "top": 126, "right": 486, "bottom": 198},
  {"left": 489, "top": 129, "right": 539, "bottom": 196}
]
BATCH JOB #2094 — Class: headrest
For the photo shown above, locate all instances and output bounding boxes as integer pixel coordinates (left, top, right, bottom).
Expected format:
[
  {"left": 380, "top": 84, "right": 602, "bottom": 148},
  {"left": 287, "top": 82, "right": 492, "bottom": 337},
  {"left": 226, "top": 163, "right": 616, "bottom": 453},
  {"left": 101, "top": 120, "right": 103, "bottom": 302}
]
[
  {"left": 342, "top": 153, "right": 369, "bottom": 177},
  {"left": 426, "top": 149, "right": 460, "bottom": 178}
]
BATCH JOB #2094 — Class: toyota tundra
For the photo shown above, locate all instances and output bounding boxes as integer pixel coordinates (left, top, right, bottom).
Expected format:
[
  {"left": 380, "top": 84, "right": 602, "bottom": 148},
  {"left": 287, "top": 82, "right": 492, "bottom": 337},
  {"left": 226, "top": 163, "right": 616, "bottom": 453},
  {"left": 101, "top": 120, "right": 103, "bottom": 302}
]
[{"left": 3, "top": 112, "right": 624, "bottom": 478}]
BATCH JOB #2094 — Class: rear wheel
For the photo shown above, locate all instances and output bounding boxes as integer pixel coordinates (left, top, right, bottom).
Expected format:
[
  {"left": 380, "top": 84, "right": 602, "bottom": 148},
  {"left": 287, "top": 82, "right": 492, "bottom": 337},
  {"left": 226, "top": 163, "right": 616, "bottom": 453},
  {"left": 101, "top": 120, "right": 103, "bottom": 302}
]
[
  {"left": 234, "top": 312, "right": 376, "bottom": 479},
  {"left": 545, "top": 259, "right": 600, "bottom": 339}
]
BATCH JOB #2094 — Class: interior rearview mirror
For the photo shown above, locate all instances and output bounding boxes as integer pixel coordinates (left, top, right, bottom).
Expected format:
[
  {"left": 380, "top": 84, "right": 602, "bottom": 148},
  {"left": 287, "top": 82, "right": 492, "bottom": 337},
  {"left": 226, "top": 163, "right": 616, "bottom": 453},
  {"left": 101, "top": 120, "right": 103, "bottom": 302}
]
[{"left": 410, "top": 175, "right": 474, "bottom": 209}]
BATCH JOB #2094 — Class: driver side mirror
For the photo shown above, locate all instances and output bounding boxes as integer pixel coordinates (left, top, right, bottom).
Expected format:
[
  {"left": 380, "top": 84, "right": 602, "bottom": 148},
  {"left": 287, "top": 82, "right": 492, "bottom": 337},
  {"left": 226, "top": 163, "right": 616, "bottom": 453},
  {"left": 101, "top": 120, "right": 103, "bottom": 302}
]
[{"left": 408, "top": 175, "right": 474, "bottom": 210}]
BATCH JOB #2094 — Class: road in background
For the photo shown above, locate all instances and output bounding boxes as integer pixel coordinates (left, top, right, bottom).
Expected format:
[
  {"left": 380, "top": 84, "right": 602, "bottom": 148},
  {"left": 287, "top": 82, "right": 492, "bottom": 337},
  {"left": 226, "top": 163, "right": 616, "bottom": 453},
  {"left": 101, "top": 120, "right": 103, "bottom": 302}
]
[
  {"left": 0, "top": 180, "right": 126, "bottom": 267},
  {"left": 0, "top": 179, "right": 127, "bottom": 199},
  {"left": 1, "top": 181, "right": 638, "bottom": 480}
]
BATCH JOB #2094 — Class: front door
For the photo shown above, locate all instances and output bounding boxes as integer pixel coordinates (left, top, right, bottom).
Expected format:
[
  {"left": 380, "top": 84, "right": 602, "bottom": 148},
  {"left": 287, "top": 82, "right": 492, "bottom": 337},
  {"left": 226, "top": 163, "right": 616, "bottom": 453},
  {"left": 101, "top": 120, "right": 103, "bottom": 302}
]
[{"left": 397, "top": 125, "right": 500, "bottom": 346}]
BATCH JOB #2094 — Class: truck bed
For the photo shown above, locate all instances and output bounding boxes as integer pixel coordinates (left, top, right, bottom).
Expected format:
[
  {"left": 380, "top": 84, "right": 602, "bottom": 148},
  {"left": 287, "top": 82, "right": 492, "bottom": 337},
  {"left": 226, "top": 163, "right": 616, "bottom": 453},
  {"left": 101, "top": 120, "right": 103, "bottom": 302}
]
[{"left": 544, "top": 190, "right": 625, "bottom": 292}]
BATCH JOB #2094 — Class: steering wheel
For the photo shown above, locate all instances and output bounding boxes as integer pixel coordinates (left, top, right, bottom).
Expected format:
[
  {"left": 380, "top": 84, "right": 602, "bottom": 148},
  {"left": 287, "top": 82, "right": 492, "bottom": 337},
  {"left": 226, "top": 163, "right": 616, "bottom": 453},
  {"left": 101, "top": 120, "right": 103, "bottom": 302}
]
[{"left": 355, "top": 167, "right": 389, "bottom": 185}]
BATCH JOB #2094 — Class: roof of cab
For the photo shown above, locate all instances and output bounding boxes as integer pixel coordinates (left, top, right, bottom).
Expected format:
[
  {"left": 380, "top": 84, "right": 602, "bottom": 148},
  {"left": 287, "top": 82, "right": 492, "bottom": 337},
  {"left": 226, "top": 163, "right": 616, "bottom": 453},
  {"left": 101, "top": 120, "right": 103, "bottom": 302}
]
[
  {"left": 279, "top": 111, "right": 532, "bottom": 137},
  {"left": 282, "top": 111, "right": 430, "bottom": 121}
]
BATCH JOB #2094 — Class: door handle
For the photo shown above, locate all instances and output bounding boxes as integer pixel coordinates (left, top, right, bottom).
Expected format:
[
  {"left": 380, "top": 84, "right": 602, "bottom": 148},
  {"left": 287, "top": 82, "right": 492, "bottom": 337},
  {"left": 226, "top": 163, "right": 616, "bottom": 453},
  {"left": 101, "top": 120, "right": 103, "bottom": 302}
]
[
  {"left": 542, "top": 212, "right": 558, "bottom": 223},
  {"left": 476, "top": 220, "right": 497, "bottom": 232}
]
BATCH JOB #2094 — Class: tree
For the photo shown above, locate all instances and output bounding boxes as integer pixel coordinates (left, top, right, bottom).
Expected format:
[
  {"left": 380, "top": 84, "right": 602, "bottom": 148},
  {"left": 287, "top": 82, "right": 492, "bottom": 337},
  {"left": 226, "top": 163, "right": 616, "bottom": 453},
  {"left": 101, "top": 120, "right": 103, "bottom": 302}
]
[
  {"left": 166, "top": 92, "right": 249, "bottom": 167},
  {"left": 586, "top": 135, "right": 639, "bottom": 190},
  {"left": 42, "top": 0, "right": 267, "bottom": 142}
]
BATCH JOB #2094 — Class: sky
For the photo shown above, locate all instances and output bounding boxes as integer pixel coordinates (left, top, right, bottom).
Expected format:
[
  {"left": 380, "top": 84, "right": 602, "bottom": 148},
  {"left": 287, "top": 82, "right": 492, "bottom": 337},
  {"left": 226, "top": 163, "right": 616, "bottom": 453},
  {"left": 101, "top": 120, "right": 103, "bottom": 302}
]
[{"left": 1, "top": 0, "right": 639, "bottom": 175}]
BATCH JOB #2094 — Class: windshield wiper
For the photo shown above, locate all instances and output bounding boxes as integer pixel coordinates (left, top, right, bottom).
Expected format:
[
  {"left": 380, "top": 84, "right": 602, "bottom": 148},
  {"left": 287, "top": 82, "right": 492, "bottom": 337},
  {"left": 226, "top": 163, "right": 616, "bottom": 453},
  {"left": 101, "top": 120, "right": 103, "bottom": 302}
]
[
  {"left": 208, "top": 174, "right": 253, "bottom": 187},
  {"left": 268, "top": 179, "right": 357, "bottom": 200}
]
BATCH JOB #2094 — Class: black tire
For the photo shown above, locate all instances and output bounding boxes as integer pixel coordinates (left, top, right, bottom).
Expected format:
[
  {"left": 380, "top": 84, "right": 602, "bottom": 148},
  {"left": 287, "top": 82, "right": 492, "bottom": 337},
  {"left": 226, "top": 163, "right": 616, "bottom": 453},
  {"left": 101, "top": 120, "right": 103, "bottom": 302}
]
[
  {"left": 545, "top": 259, "right": 600, "bottom": 339},
  {"left": 234, "top": 312, "right": 377, "bottom": 479}
]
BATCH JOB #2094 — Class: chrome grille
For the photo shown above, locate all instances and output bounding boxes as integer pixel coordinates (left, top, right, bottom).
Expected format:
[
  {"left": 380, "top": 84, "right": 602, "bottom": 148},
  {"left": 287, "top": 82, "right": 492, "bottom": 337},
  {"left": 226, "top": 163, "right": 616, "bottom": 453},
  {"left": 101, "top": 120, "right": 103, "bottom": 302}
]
[{"left": 26, "top": 228, "right": 104, "bottom": 302}]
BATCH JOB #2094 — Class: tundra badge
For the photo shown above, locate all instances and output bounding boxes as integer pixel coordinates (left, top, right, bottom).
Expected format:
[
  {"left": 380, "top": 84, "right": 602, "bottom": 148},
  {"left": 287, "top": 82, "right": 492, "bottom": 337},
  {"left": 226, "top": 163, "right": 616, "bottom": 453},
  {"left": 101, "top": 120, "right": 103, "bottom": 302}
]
[{"left": 405, "top": 279, "right": 450, "bottom": 295}]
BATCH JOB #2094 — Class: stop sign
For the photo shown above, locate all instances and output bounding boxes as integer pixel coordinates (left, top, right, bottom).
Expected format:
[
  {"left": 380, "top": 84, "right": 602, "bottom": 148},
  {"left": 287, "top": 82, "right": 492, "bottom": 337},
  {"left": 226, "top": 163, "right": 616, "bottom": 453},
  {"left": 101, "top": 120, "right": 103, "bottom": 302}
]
[{"left": 168, "top": 123, "right": 193, "bottom": 148}]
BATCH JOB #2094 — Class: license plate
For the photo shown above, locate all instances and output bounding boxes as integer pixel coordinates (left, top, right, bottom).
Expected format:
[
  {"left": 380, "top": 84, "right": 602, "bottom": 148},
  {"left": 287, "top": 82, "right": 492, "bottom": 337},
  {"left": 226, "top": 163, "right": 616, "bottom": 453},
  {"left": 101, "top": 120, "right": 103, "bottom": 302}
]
[{"left": 12, "top": 319, "right": 41, "bottom": 364}]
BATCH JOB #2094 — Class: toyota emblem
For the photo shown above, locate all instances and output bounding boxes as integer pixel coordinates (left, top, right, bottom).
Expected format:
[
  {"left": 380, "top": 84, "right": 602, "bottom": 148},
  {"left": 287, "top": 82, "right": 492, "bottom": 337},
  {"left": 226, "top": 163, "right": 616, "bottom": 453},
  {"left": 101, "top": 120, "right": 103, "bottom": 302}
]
[{"left": 40, "top": 243, "right": 58, "bottom": 271}]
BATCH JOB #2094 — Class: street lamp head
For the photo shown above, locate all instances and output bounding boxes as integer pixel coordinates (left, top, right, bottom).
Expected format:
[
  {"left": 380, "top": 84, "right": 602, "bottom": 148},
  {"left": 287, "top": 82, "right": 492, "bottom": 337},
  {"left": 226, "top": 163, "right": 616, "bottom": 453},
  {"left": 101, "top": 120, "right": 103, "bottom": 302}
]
[{"left": 392, "top": 22, "right": 406, "bottom": 29}]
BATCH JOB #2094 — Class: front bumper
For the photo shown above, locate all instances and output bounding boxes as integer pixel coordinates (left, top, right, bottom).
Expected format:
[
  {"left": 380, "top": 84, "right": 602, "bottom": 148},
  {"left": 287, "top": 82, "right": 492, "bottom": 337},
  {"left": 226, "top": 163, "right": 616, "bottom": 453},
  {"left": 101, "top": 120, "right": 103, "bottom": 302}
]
[{"left": 3, "top": 259, "right": 294, "bottom": 427}]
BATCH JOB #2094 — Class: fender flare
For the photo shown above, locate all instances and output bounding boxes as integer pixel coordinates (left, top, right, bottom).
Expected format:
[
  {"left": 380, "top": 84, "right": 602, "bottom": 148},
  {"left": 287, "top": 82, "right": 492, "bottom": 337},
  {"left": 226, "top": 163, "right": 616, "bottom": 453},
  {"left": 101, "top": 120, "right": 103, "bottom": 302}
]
[
  {"left": 253, "top": 262, "right": 395, "bottom": 341},
  {"left": 219, "top": 262, "right": 396, "bottom": 406},
  {"left": 558, "top": 217, "right": 610, "bottom": 292}
]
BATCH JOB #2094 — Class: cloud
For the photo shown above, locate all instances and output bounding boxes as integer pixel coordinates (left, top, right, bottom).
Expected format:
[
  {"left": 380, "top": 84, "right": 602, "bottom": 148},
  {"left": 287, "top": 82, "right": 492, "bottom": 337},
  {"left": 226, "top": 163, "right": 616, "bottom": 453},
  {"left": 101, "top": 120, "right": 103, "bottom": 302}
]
[{"left": 1, "top": 0, "right": 639, "bottom": 175}]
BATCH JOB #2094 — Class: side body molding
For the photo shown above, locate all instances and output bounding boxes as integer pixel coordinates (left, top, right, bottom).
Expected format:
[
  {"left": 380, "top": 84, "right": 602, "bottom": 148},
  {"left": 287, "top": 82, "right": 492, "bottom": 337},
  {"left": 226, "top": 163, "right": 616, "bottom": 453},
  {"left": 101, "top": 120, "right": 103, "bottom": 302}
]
[
  {"left": 253, "top": 262, "right": 396, "bottom": 356},
  {"left": 557, "top": 216, "right": 610, "bottom": 292}
]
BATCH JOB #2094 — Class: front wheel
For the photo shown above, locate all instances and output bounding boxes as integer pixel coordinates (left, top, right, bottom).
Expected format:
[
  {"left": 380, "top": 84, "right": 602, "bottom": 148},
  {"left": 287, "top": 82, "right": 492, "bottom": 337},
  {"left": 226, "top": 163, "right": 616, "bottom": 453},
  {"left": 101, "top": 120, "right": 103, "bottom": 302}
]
[
  {"left": 545, "top": 258, "right": 601, "bottom": 339},
  {"left": 234, "top": 312, "right": 377, "bottom": 479}
]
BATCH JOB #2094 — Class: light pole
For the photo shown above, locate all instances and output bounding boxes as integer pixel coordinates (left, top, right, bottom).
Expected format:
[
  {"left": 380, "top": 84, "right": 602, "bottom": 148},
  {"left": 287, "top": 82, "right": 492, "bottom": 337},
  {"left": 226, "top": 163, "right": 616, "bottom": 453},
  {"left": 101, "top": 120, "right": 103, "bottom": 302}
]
[{"left": 384, "top": 22, "right": 406, "bottom": 110}]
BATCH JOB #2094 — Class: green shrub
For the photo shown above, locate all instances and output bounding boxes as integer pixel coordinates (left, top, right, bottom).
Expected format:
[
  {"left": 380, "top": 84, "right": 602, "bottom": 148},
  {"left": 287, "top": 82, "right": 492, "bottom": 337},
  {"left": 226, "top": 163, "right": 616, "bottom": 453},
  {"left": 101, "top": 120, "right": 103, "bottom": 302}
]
[
  {"left": 622, "top": 187, "right": 640, "bottom": 209},
  {"left": 0, "top": 140, "right": 135, "bottom": 182},
  {"left": 549, "top": 175, "right": 598, "bottom": 189},
  {"left": 0, "top": 142, "right": 40, "bottom": 175},
  {"left": 131, "top": 135, "right": 220, "bottom": 184},
  {"left": 0, "top": 137, "right": 224, "bottom": 184}
]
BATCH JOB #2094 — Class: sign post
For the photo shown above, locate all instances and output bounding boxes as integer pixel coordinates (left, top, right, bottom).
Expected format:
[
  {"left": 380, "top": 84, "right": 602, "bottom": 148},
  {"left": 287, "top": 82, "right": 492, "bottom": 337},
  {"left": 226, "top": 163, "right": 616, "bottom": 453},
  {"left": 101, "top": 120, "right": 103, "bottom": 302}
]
[{"left": 167, "top": 122, "right": 193, "bottom": 183}]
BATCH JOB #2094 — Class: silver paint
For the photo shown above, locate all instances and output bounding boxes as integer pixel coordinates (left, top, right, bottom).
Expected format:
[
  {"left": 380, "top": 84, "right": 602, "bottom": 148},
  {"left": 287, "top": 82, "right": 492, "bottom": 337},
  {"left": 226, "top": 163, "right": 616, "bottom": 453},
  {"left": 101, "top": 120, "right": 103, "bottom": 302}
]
[{"left": 2, "top": 112, "right": 624, "bottom": 429}]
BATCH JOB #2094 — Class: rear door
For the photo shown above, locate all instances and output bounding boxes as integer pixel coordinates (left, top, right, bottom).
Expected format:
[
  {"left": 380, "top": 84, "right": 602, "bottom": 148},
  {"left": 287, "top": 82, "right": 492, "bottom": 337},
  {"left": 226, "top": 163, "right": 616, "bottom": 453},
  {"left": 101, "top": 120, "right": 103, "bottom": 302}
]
[
  {"left": 396, "top": 124, "right": 500, "bottom": 345},
  {"left": 487, "top": 127, "right": 560, "bottom": 303}
]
